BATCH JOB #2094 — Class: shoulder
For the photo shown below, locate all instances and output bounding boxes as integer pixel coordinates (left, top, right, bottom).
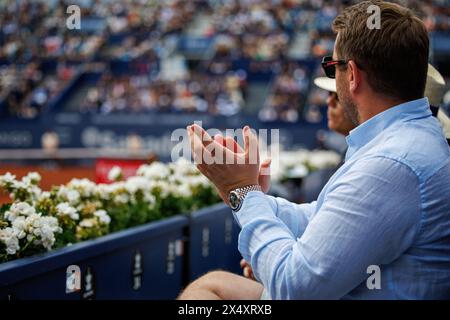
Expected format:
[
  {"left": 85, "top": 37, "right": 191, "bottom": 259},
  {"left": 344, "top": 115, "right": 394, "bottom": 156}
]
[{"left": 365, "top": 119, "right": 450, "bottom": 182}]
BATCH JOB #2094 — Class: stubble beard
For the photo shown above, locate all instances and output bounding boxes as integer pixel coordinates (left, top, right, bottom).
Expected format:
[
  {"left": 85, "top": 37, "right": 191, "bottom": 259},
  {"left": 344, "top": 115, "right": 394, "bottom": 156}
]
[{"left": 337, "top": 79, "right": 360, "bottom": 127}]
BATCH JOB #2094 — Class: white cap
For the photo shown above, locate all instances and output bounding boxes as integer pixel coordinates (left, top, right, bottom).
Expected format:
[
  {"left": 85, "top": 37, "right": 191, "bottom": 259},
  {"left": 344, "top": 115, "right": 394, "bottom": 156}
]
[
  {"left": 425, "top": 64, "right": 449, "bottom": 139},
  {"left": 313, "top": 77, "right": 337, "bottom": 93},
  {"left": 425, "top": 63, "right": 446, "bottom": 106},
  {"left": 438, "top": 109, "right": 450, "bottom": 140}
]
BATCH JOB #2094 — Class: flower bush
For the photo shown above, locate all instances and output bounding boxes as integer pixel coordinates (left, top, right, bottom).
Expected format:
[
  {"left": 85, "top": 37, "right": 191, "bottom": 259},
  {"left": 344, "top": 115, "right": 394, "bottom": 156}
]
[
  {"left": 0, "top": 159, "right": 220, "bottom": 263},
  {"left": 271, "top": 148, "right": 342, "bottom": 182}
]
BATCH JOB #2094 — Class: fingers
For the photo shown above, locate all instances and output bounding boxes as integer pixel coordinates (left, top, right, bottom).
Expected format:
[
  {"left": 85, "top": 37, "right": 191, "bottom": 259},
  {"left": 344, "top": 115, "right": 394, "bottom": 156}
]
[
  {"left": 225, "top": 136, "right": 244, "bottom": 153},
  {"left": 259, "top": 158, "right": 271, "bottom": 193},
  {"left": 214, "top": 134, "right": 225, "bottom": 146},
  {"left": 189, "top": 124, "right": 256, "bottom": 165},
  {"left": 241, "top": 259, "right": 252, "bottom": 279},
  {"left": 187, "top": 125, "right": 211, "bottom": 166},
  {"left": 189, "top": 125, "right": 238, "bottom": 167},
  {"left": 261, "top": 158, "right": 272, "bottom": 168},
  {"left": 191, "top": 124, "right": 213, "bottom": 148},
  {"left": 214, "top": 134, "right": 244, "bottom": 154},
  {"left": 260, "top": 158, "right": 271, "bottom": 176},
  {"left": 243, "top": 267, "right": 251, "bottom": 278},
  {"left": 243, "top": 126, "right": 259, "bottom": 165}
]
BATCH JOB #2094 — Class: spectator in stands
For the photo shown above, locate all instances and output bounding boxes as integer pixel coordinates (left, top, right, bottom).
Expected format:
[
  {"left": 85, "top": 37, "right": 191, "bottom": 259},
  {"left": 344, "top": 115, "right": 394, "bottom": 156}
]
[{"left": 313, "top": 77, "right": 355, "bottom": 135}]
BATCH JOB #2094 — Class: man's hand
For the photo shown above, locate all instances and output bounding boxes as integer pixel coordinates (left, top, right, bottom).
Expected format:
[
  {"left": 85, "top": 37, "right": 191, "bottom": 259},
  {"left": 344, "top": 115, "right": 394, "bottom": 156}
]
[
  {"left": 187, "top": 124, "right": 263, "bottom": 204},
  {"left": 213, "top": 134, "right": 272, "bottom": 193},
  {"left": 240, "top": 259, "right": 256, "bottom": 281}
]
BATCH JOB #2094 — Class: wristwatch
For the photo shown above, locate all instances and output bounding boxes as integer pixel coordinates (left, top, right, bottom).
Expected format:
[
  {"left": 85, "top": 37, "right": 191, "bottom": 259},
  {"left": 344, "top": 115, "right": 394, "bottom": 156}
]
[{"left": 228, "top": 185, "right": 262, "bottom": 212}]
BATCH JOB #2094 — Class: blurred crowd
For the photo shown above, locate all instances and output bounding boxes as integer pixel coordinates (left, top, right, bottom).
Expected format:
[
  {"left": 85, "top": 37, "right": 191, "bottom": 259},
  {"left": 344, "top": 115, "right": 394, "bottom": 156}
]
[
  {"left": 81, "top": 70, "right": 246, "bottom": 116},
  {"left": 259, "top": 61, "right": 309, "bottom": 122},
  {"left": 0, "top": 0, "right": 449, "bottom": 119}
]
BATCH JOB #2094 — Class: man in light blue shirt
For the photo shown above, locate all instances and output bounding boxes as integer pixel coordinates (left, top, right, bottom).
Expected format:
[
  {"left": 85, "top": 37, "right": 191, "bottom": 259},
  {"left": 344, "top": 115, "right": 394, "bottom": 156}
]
[{"left": 179, "top": 1, "right": 450, "bottom": 300}]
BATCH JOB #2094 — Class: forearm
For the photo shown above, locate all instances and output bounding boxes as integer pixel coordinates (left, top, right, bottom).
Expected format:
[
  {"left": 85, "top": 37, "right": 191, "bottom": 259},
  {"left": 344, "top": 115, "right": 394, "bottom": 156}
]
[
  {"left": 234, "top": 191, "right": 335, "bottom": 299},
  {"left": 266, "top": 196, "right": 317, "bottom": 238}
]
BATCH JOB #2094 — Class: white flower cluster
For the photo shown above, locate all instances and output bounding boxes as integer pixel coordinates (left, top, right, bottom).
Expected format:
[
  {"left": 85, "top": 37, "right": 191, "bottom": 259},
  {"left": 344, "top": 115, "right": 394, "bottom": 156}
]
[
  {"left": 66, "top": 178, "right": 97, "bottom": 198},
  {"left": 94, "top": 210, "right": 111, "bottom": 225},
  {"left": 0, "top": 202, "right": 61, "bottom": 255},
  {"left": 0, "top": 172, "right": 43, "bottom": 202},
  {"left": 57, "top": 187, "right": 81, "bottom": 206},
  {"left": 56, "top": 203, "right": 79, "bottom": 220},
  {"left": 133, "top": 158, "right": 213, "bottom": 200},
  {"left": 107, "top": 166, "right": 123, "bottom": 182},
  {"left": 78, "top": 209, "right": 111, "bottom": 229},
  {"left": 0, "top": 159, "right": 215, "bottom": 262},
  {"left": 271, "top": 148, "right": 342, "bottom": 181},
  {"left": 137, "top": 162, "right": 171, "bottom": 181}
]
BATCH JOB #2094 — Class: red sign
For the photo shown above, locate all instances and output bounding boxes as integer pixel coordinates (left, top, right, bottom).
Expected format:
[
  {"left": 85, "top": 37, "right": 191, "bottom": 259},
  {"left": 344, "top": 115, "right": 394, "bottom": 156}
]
[{"left": 95, "top": 158, "right": 146, "bottom": 184}]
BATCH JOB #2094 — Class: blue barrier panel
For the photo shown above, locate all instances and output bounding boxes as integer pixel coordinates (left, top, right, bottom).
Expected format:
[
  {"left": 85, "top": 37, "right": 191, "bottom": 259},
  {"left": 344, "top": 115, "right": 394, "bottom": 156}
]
[
  {"left": 187, "top": 203, "right": 242, "bottom": 282},
  {"left": 0, "top": 215, "right": 188, "bottom": 300},
  {"left": 0, "top": 113, "right": 327, "bottom": 154}
]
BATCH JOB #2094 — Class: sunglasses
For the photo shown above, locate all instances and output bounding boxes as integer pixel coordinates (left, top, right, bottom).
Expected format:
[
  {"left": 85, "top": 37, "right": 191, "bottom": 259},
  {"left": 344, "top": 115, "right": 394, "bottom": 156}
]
[{"left": 321, "top": 56, "right": 348, "bottom": 79}]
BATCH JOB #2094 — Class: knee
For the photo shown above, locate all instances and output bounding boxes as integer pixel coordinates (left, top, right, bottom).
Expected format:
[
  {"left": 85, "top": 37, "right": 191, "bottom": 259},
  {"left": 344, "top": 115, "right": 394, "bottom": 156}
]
[{"left": 189, "top": 270, "right": 229, "bottom": 291}]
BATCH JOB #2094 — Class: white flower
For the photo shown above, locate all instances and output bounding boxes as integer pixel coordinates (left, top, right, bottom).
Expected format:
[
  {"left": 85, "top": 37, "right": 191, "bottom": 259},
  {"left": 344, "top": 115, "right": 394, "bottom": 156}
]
[
  {"left": 143, "top": 192, "right": 156, "bottom": 205},
  {"left": 148, "top": 180, "right": 171, "bottom": 197},
  {"left": 185, "top": 175, "right": 210, "bottom": 188},
  {"left": 96, "top": 184, "right": 113, "bottom": 200},
  {"left": 124, "top": 176, "right": 149, "bottom": 194},
  {"left": 94, "top": 210, "right": 111, "bottom": 225},
  {"left": 307, "top": 150, "right": 342, "bottom": 169},
  {"left": 67, "top": 190, "right": 81, "bottom": 204},
  {"left": 57, "top": 186, "right": 81, "bottom": 205},
  {"left": 4, "top": 202, "right": 36, "bottom": 222},
  {"left": 57, "top": 186, "right": 76, "bottom": 203},
  {"left": 22, "top": 172, "right": 41, "bottom": 185},
  {"left": 11, "top": 180, "right": 26, "bottom": 190},
  {"left": 0, "top": 172, "right": 16, "bottom": 186},
  {"left": 169, "top": 158, "right": 198, "bottom": 176},
  {"left": 173, "top": 183, "right": 193, "bottom": 198},
  {"left": 114, "top": 193, "right": 129, "bottom": 204},
  {"left": 137, "top": 162, "right": 170, "bottom": 180},
  {"left": 0, "top": 227, "right": 20, "bottom": 255},
  {"left": 67, "top": 179, "right": 96, "bottom": 198},
  {"left": 79, "top": 218, "right": 97, "bottom": 228},
  {"left": 27, "top": 172, "right": 41, "bottom": 183},
  {"left": 31, "top": 216, "right": 61, "bottom": 251},
  {"left": 56, "top": 203, "right": 79, "bottom": 220},
  {"left": 11, "top": 216, "right": 27, "bottom": 239},
  {"left": 272, "top": 149, "right": 342, "bottom": 182},
  {"left": 108, "top": 166, "right": 123, "bottom": 181},
  {"left": 39, "top": 191, "right": 51, "bottom": 200}
]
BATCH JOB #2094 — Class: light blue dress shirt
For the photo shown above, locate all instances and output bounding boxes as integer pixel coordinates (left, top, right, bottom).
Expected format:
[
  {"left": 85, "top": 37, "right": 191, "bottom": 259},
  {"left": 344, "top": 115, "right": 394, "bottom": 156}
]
[{"left": 234, "top": 98, "right": 450, "bottom": 300}]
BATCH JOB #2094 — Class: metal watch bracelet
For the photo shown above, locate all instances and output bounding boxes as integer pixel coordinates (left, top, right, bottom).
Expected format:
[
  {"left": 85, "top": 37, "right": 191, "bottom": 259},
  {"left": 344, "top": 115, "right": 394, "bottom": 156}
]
[{"left": 228, "top": 185, "right": 262, "bottom": 212}]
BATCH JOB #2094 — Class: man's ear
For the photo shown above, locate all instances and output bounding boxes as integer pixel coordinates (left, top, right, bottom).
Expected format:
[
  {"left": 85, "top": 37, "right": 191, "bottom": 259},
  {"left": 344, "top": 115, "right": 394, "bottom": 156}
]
[{"left": 347, "top": 60, "right": 361, "bottom": 94}]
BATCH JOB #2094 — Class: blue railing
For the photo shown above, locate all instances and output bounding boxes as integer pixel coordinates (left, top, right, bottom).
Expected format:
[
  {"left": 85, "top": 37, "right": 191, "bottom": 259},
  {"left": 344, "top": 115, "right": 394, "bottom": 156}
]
[{"left": 0, "top": 203, "right": 242, "bottom": 300}]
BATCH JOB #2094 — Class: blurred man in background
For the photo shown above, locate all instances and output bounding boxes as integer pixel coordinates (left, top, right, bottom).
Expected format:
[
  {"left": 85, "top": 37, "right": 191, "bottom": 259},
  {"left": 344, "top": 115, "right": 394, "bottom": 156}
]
[{"left": 314, "top": 77, "right": 355, "bottom": 136}]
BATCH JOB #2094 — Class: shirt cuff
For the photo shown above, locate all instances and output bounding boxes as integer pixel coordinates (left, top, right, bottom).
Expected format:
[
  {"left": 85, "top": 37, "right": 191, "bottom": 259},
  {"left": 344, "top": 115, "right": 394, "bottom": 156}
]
[{"left": 232, "top": 190, "right": 275, "bottom": 227}]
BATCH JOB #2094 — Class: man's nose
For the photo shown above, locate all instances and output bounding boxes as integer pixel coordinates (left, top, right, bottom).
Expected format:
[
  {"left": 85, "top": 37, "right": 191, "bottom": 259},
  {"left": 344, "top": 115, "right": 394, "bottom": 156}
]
[{"left": 327, "top": 94, "right": 336, "bottom": 108}]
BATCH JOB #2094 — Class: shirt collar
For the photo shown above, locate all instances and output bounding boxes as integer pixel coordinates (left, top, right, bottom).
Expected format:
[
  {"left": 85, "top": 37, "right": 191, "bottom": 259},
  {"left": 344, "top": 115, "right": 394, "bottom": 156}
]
[{"left": 345, "top": 98, "right": 431, "bottom": 161}]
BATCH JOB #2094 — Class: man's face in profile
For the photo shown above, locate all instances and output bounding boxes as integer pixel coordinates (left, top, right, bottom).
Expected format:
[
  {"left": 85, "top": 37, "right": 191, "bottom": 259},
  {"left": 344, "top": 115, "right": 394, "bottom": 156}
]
[{"left": 334, "top": 35, "right": 360, "bottom": 127}]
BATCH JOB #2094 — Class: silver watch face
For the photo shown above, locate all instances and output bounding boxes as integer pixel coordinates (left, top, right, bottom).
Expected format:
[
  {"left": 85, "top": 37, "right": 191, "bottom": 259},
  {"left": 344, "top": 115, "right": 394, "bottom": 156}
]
[{"left": 229, "top": 191, "right": 240, "bottom": 210}]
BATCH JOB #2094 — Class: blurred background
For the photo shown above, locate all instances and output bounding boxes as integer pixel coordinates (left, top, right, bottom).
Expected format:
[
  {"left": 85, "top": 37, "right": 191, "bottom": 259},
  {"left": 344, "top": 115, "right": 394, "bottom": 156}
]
[{"left": 0, "top": 0, "right": 449, "bottom": 199}]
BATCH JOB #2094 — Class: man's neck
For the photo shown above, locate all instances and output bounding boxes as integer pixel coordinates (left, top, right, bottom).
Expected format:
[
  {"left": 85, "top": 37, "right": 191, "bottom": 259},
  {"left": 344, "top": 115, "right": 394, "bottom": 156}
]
[{"left": 357, "top": 94, "right": 406, "bottom": 124}]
